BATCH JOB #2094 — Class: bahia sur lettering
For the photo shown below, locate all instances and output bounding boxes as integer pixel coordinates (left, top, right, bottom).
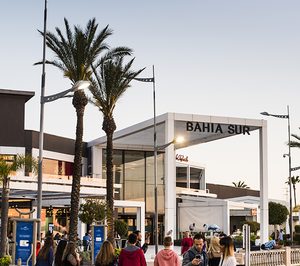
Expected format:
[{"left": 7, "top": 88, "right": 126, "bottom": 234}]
[{"left": 186, "top": 121, "right": 250, "bottom": 135}]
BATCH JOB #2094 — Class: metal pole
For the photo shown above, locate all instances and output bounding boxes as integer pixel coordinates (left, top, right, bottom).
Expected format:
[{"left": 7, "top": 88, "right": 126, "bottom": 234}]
[
  {"left": 152, "top": 65, "right": 158, "bottom": 254},
  {"left": 287, "top": 105, "right": 293, "bottom": 243},
  {"left": 37, "top": 0, "right": 47, "bottom": 241}
]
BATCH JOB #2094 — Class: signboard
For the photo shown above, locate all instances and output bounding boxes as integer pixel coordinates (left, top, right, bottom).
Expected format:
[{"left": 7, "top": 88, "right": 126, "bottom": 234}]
[
  {"left": 92, "top": 225, "right": 105, "bottom": 264},
  {"left": 15, "top": 221, "right": 34, "bottom": 266},
  {"left": 186, "top": 121, "right": 251, "bottom": 135}
]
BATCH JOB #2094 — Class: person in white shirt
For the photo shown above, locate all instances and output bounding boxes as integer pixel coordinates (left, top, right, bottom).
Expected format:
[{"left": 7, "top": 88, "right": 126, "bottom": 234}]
[{"left": 219, "top": 236, "right": 236, "bottom": 266}]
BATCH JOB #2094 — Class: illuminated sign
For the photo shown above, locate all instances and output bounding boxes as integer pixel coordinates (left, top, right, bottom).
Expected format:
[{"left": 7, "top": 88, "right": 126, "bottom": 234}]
[{"left": 186, "top": 122, "right": 250, "bottom": 135}]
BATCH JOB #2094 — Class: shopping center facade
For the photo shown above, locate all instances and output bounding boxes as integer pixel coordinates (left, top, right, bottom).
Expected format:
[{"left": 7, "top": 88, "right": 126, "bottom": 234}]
[{"left": 0, "top": 89, "right": 269, "bottom": 243}]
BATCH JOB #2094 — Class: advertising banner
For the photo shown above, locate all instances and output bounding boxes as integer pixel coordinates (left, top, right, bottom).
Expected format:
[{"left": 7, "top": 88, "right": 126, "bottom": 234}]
[
  {"left": 15, "top": 221, "right": 34, "bottom": 266},
  {"left": 92, "top": 225, "right": 105, "bottom": 264}
]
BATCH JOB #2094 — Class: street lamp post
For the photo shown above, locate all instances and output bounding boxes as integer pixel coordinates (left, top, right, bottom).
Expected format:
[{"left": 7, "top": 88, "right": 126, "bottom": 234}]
[
  {"left": 134, "top": 68, "right": 184, "bottom": 254},
  {"left": 37, "top": 80, "right": 90, "bottom": 239},
  {"left": 260, "top": 105, "right": 293, "bottom": 243},
  {"left": 37, "top": 0, "right": 47, "bottom": 241}
]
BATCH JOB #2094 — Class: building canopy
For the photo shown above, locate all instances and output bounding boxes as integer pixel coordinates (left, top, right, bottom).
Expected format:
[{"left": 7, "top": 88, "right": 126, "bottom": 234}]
[{"left": 88, "top": 112, "right": 265, "bottom": 149}]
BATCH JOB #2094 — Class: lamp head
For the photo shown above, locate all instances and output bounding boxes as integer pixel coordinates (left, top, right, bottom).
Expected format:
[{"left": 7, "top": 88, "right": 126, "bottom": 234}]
[
  {"left": 260, "top": 112, "right": 270, "bottom": 116},
  {"left": 72, "top": 80, "right": 91, "bottom": 92},
  {"left": 174, "top": 136, "right": 185, "bottom": 144}
]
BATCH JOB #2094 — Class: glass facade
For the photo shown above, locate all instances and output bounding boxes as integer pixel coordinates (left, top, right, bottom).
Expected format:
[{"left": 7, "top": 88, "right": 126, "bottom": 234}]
[
  {"left": 102, "top": 149, "right": 165, "bottom": 214},
  {"left": 176, "top": 164, "right": 204, "bottom": 189}
]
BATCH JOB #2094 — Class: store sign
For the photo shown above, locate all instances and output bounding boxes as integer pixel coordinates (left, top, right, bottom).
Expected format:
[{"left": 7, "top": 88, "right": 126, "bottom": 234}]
[
  {"left": 186, "top": 121, "right": 250, "bottom": 135},
  {"left": 176, "top": 154, "right": 188, "bottom": 162}
]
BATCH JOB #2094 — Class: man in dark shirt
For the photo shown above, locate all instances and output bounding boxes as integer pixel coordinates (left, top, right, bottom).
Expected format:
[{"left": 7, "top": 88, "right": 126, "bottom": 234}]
[{"left": 133, "top": 230, "right": 149, "bottom": 253}]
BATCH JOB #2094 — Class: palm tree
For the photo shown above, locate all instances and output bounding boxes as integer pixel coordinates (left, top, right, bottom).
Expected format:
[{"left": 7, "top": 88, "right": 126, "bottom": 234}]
[
  {"left": 89, "top": 55, "right": 144, "bottom": 242},
  {"left": 286, "top": 176, "right": 300, "bottom": 206},
  {"left": 0, "top": 154, "right": 37, "bottom": 257},
  {"left": 289, "top": 133, "right": 300, "bottom": 148},
  {"left": 232, "top": 180, "right": 249, "bottom": 189},
  {"left": 39, "top": 18, "right": 131, "bottom": 241}
]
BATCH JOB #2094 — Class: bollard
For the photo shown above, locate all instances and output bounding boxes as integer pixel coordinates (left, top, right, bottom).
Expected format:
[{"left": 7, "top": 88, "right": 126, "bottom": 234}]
[{"left": 17, "top": 258, "right": 22, "bottom": 266}]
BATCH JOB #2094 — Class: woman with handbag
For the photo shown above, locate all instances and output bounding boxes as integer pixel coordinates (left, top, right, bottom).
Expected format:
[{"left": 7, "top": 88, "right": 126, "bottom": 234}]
[{"left": 207, "top": 236, "right": 221, "bottom": 266}]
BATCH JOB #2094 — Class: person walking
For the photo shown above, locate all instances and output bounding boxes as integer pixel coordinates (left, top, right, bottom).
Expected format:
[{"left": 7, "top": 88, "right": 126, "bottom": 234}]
[
  {"left": 182, "top": 233, "right": 208, "bottom": 266},
  {"left": 207, "top": 236, "right": 221, "bottom": 266},
  {"left": 119, "top": 233, "right": 146, "bottom": 266},
  {"left": 82, "top": 233, "right": 91, "bottom": 251},
  {"left": 95, "top": 240, "right": 117, "bottom": 266},
  {"left": 219, "top": 236, "right": 236, "bottom": 266},
  {"left": 54, "top": 239, "right": 67, "bottom": 266},
  {"left": 181, "top": 231, "right": 193, "bottom": 255},
  {"left": 62, "top": 242, "right": 81, "bottom": 266},
  {"left": 154, "top": 236, "right": 180, "bottom": 266},
  {"left": 36, "top": 236, "right": 55, "bottom": 266},
  {"left": 134, "top": 230, "right": 149, "bottom": 253}
]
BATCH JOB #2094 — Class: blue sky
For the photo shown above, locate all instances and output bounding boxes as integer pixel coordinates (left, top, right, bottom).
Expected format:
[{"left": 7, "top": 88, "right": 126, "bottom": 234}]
[{"left": 1, "top": 1, "right": 300, "bottom": 201}]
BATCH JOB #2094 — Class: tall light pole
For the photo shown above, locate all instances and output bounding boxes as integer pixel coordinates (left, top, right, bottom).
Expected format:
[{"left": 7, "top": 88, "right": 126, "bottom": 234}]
[
  {"left": 134, "top": 66, "right": 159, "bottom": 253},
  {"left": 37, "top": 0, "right": 47, "bottom": 240},
  {"left": 260, "top": 105, "right": 293, "bottom": 243},
  {"left": 134, "top": 69, "right": 183, "bottom": 253},
  {"left": 37, "top": 81, "right": 90, "bottom": 239}
]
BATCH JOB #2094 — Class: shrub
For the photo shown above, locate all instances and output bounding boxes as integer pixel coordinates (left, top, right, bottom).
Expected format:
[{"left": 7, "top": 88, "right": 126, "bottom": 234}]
[
  {"left": 294, "top": 233, "right": 300, "bottom": 245},
  {"left": 295, "top": 225, "right": 300, "bottom": 233},
  {"left": 0, "top": 256, "right": 11, "bottom": 266},
  {"left": 114, "top": 220, "right": 128, "bottom": 238},
  {"left": 269, "top": 202, "right": 289, "bottom": 225},
  {"left": 242, "top": 221, "right": 260, "bottom": 235},
  {"left": 79, "top": 199, "right": 106, "bottom": 224}
]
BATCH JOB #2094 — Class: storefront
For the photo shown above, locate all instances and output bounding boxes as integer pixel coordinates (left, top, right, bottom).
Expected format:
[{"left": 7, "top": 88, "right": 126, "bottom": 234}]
[{"left": 89, "top": 112, "right": 269, "bottom": 243}]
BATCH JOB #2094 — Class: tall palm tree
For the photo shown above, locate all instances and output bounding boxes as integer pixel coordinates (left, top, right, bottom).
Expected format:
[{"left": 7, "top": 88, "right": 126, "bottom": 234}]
[
  {"left": 286, "top": 176, "right": 300, "bottom": 206},
  {"left": 39, "top": 18, "right": 131, "bottom": 241},
  {"left": 0, "top": 155, "right": 37, "bottom": 257},
  {"left": 89, "top": 55, "right": 144, "bottom": 242},
  {"left": 232, "top": 180, "right": 249, "bottom": 189}
]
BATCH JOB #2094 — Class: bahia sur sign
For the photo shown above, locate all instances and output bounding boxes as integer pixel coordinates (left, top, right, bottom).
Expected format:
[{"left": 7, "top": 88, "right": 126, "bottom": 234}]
[{"left": 186, "top": 121, "right": 250, "bottom": 135}]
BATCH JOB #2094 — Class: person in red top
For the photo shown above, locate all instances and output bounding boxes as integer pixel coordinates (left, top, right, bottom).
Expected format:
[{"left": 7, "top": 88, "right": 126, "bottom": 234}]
[
  {"left": 181, "top": 231, "right": 193, "bottom": 255},
  {"left": 118, "top": 233, "right": 146, "bottom": 266},
  {"left": 154, "top": 236, "right": 180, "bottom": 266}
]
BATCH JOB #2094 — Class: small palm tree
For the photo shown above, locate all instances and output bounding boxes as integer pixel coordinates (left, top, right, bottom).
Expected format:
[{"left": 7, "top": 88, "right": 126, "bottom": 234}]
[
  {"left": 0, "top": 154, "right": 37, "bottom": 257},
  {"left": 232, "top": 180, "right": 249, "bottom": 189},
  {"left": 286, "top": 176, "right": 300, "bottom": 206},
  {"left": 39, "top": 18, "right": 131, "bottom": 241},
  {"left": 89, "top": 55, "right": 144, "bottom": 242},
  {"left": 289, "top": 133, "right": 300, "bottom": 148}
]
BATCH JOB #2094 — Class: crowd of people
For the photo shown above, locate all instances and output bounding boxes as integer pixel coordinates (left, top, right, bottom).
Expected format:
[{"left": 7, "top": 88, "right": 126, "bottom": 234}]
[
  {"left": 31, "top": 229, "right": 238, "bottom": 266},
  {"left": 7, "top": 224, "right": 287, "bottom": 266}
]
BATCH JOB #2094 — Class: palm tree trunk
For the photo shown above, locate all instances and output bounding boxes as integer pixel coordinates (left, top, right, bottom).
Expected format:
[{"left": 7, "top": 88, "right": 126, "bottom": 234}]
[
  {"left": 69, "top": 91, "right": 87, "bottom": 242},
  {"left": 0, "top": 177, "right": 9, "bottom": 257},
  {"left": 103, "top": 116, "right": 116, "bottom": 244},
  {"left": 293, "top": 184, "right": 297, "bottom": 207}
]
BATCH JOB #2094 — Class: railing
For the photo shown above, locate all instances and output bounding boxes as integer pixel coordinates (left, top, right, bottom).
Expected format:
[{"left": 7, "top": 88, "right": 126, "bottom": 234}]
[
  {"left": 291, "top": 248, "right": 300, "bottom": 265},
  {"left": 236, "top": 247, "right": 300, "bottom": 266},
  {"left": 250, "top": 250, "right": 286, "bottom": 266}
]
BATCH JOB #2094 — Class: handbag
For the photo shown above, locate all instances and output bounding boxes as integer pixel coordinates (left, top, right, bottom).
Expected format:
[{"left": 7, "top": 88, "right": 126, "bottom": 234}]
[{"left": 208, "top": 251, "right": 221, "bottom": 259}]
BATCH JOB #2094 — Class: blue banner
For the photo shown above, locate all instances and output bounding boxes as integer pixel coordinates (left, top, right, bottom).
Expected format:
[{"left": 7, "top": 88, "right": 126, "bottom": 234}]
[
  {"left": 15, "top": 221, "right": 34, "bottom": 266},
  {"left": 93, "top": 225, "right": 105, "bottom": 261}
]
